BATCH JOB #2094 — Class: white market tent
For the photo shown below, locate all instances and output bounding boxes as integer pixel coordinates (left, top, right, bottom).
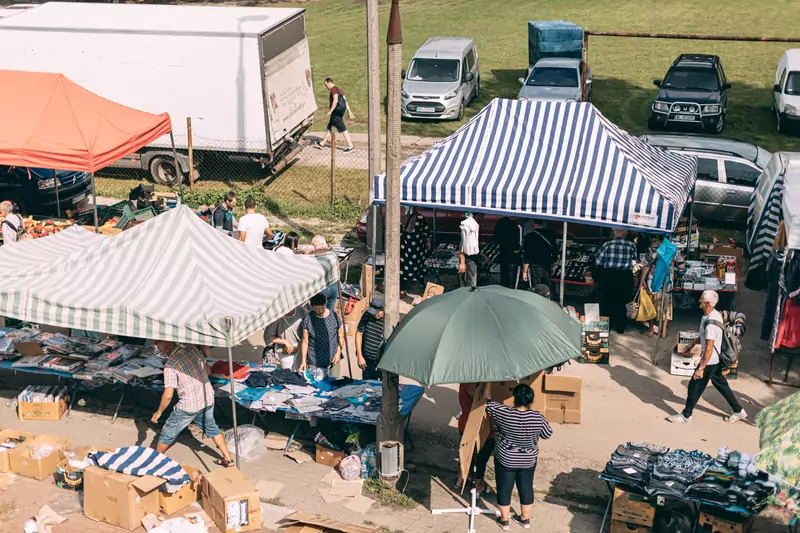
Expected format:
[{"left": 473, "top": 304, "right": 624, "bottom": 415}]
[{"left": 0, "top": 224, "right": 103, "bottom": 269}]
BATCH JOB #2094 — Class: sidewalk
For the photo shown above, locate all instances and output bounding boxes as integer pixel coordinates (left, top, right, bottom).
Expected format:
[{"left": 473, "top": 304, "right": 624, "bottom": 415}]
[{"left": 304, "top": 132, "right": 442, "bottom": 149}]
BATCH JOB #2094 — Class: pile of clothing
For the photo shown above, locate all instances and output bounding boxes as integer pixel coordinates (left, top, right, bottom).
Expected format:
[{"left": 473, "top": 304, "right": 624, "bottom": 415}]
[{"left": 601, "top": 443, "right": 776, "bottom": 514}]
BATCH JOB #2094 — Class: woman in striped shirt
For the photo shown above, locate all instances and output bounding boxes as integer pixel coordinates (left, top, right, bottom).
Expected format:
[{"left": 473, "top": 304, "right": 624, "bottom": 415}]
[{"left": 486, "top": 384, "right": 552, "bottom": 530}]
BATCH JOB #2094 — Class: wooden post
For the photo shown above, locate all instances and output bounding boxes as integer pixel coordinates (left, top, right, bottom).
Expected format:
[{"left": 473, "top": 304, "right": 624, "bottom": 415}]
[
  {"left": 187, "top": 117, "right": 195, "bottom": 192},
  {"left": 581, "top": 33, "right": 589, "bottom": 102},
  {"left": 330, "top": 130, "right": 336, "bottom": 208}
]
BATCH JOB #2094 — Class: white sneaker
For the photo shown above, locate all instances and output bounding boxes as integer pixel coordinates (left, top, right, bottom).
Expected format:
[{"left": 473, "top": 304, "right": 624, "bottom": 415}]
[
  {"left": 668, "top": 414, "right": 692, "bottom": 424},
  {"left": 725, "top": 410, "right": 747, "bottom": 423}
]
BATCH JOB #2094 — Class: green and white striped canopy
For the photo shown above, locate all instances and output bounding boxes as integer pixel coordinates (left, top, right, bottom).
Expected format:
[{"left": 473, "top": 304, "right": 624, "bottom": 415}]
[{"left": 0, "top": 206, "right": 339, "bottom": 347}]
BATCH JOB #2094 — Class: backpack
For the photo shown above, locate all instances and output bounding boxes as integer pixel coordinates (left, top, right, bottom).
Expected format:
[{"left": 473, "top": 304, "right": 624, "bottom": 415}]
[
  {"left": 2, "top": 217, "right": 26, "bottom": 241},
  {"left": 707, "top": 314, "right": 743, "bottom": 368}
]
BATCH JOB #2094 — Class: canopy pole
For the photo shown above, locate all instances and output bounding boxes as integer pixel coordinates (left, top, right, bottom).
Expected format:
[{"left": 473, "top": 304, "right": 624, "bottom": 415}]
[
  {"left": 432, "top": 208, "right": 437, "bottom": 248},
  {"left": 652, "top": 282, "right": 668, "bottom": 365},
  {"left": 337, "top": 277, "right": 355, "bottom": 378},
  {"left": 91, "top": 172, "right": 98, "bottom": 232},
  {"left": 225, "top": 318, "right": 240, "bottom": 469},
  {"left": 559, "top": 222, "right": 568, "bottom": 306},
  {"left": 53, "top": 169, "right": 61, "bottom": 219},
  {"left": 169, "top": 132, "right": 184, "bottom": 204}
]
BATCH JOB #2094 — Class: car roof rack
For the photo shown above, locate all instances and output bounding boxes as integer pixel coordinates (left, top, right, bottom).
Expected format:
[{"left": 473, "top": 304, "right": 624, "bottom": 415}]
[{"left": 673, "top": 54, "right": 719, "bottom": 66}]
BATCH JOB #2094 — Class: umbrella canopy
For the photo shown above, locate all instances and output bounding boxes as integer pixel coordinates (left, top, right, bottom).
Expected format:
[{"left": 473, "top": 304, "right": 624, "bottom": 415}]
[
  {"left": 756, "top": 391, "right": 800, "bottom": 486},
  {"left": 378, "top": 286, "right": 581, "bottom": 385}
]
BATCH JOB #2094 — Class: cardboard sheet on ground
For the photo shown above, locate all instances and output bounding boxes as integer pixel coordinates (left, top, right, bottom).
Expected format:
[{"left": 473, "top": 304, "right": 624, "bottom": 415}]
[
  {"left": 256, "top": 480, "right": 284, "bottom": 501},
  {"left": 329, "top": 478, "right": 363, "bottom": 498},
  {"left": 318, "top": 488, "right": 346, "bottom": 503},
  {"left": 343, "top": 495, "right": 374, "bottom": 514},
  {"left": 284, "top": 449, "right": 314, "bottom": 464},
  {"left": 320, "top": 470, "right": 341, "bottom": 486},
  {"left": 260, "top": 503, "right": 295, "bottom": 530},
  {"left": 284, "top": 511, "right": 379, "bottom": 533}
]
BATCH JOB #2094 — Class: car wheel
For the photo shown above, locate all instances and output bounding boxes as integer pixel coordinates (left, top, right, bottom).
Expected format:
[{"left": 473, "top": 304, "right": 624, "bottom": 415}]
[
  {"left": 149, "top": 156, "right": 181, "bottom": 187},
  {"left": 777, "top": 111, "right": 785, "bottom": 134},
  {"left": 714, "top": 112, "right": 725, "bottom": 134},
  {"left": 457, "top": 101, "right": 465, "bottom": 121},
  {"left": 474, "top": 78, "right": 480, "bottom": 101}
]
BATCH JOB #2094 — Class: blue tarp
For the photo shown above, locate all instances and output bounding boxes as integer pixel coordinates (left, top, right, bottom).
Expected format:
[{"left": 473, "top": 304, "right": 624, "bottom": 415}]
[{"left": 528, "top": 20, "right": 583, "bottom": 67}]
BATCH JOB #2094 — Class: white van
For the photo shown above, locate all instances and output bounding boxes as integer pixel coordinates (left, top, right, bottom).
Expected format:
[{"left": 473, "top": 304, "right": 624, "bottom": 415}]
[{"left": 772, "top": 49, "right": 800, "bottom": 134}]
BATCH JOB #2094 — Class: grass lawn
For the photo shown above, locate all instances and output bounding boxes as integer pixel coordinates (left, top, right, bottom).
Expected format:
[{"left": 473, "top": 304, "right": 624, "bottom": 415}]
[{"left": 295, "top": 0, "right": 800, "bottom": 151}]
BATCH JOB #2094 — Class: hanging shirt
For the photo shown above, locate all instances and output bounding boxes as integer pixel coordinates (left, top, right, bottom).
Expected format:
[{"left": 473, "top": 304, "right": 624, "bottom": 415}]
[{"left": 460, "top": 217, "right": 480, "bottom": 256}]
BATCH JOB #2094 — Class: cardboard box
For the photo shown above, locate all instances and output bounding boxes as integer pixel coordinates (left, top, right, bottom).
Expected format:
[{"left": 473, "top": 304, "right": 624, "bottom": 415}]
[
  {"left": 543, "top": 375, "right": 582, "bottom": 411},
  {"left": 422, "top": 282, "right": 444, "bottom": 300},
  {"left": 315, "top": 444, "right": 346, "bottom": 468},
  {"left": 545, "top": 407, "right": 582, "bottom": 424},
  {"left": 676, "top": 332, "right": 702, "bottom": 356},
  {"left": 54, "top": 445, "right": 113, "bottom": 491},
  {"left": 612, "top": 486, "right": 655, "bottom": 527},
  {"left": 283, "top": 511, "right": 380, "bottom": 533},
  {"left": 10, "top": 434, "right": 71, "bottom": 480},
  {"left": 83, "top": 466, "right": 165, "bottom": 530},
  {"left": 336, "top": 297, "right": 368, "bottom": 338},
  {"left": 611, "top": 520, "right": 652, "bottom": 533},
  {"left": 201, "top": 467, "right": 261, "bottom": 533},
  {"left": 489, "top": 372, "right": 545, "bottom": 410},
  {"left": 359, "top": 261, "right": 384, "bottom": 304},
  {"left": 18, "top": 395, "right": 68, "bottom": 421},
  {"left": 697, "top": 510, "right": 753, "bottom": 533},
  {"left": 670, "top": 353, "right": 702, "bottom": 377},
  {"left": 159, "top": 464, "right": 201, "bottom": 515},
  {"left": 0, "top": 429, "right": 34, "bottom": 472}
]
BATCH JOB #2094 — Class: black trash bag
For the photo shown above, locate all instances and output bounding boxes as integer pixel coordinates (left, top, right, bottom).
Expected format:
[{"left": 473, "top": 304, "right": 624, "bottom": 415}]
[{"left": 653, "top": 502, "right": 693, "bottom": 533}]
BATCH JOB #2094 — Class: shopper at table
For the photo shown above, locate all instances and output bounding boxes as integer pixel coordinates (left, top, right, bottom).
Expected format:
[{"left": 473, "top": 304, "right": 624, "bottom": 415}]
[
  {"left": 486, "top": 384, "right": 552, "bottom": 530},
  {"left": 211, "top": 191, "right": 237, "bottom": 235},
  {"left": 151, "top": 341, "right": 234, "bottom": 468},
  {"left": 595, "top": 229, "right": 637, "bottom": 334},
  {"left": 275, "top": 232, "right": 299, "bottom": 257},
  {"left": 639, "top": 236, "right": 682, "bottom": 339},
  {"left": 400, "top": 207, "right": 431, "bottom": 294},
  {"left": 237, "top": 197, "right": 272, "bottom": 249},
  {"left": 356, "top": 296, "right": 385, "bottom": 380},
  {"left": 299, "top": 293, "right": 344, "bottom": 371},
  {"left": 0, "top": 200, "right": 25, "bottom": 246},
  {"left": 457, "top": 383, "right": 494, "bottom": 494},
  {"left": 669, "top": 290, "right": 747, "bottom": 425},
  {"left": 522, "top": 220, "right": 557, "bottom": 290},
  {"left": 264, "top": 305, "right": 307, "bottom": 367},
  {"left": 492, "top": 217, "right": 523, "bottom": 289},
  {"left": 458, "top": 212, "right": 481, "bottom": 288}
]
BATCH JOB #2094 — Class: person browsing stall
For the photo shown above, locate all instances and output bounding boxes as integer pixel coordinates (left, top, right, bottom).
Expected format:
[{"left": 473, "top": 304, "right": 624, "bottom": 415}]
[
  {"left": 669, "top": 290, "right": 747, "bottom": 425},
  {"left": 151, "top": 341, "right": 234, "bottom": 467},
  {"left": 237, "top": 197, "right": 272, "bottom": 249},
  {"left": 0, "top": 201, "right": 25, "bottom": 246},
  {"left": 458, "top": 212, "right": 481, "bottom": 288},
  {"left": 356, "top": 296, "right": 385, "bottom": 380},
  {"left": 522, "top": 220, "right": 557, "bottom": 289},
  {"left": 212, "top": 191, "right": 238, "bottom": 235},
  {"left": 275, "top": 232, "right": 299, "bottom": 257},
  {"left": 486, "top": 384, "right": 552, "bottom": 530},
  {"left": 300, "top": 293, "right": 344, "bottom": 371},
  {"left": 594, "top": 229, "right": 637, "bottom": 334},
  {"left": 492, "top": 217, "right": 523, "bottom": 288},
  {"left": 264, "top": 305, "right": 308, "bottom": 367}
]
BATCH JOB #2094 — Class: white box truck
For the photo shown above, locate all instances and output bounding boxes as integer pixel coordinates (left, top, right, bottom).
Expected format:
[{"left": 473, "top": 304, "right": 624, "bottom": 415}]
[{"left": 0, "top": 2, "right": 317, "bottom": 185}]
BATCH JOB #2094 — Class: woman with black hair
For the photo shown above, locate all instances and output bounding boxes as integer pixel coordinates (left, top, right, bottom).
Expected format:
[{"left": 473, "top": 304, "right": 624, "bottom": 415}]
[
  {"left": 275, "top": 232, "right": 299, "bottom": 257},
  {"left": 485, "top": 384, "right": 552, "bottom": 530}
]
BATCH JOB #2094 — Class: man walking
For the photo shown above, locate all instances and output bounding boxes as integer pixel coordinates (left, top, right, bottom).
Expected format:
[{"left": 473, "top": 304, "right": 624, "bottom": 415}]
[
  {"left": 522, "top": 219, "right": 557, "bottom": 289},
  {"left": 356, "top": 296, "right": 385, "bottom": 380},
  {"left": 669, "top": 290, "right": 747, "bottom": 424},
  {"left": 594, "top": 229, "right": 637, "bottom": 333},
  {"left": 151, "top": 341, "right": 234, "bottom": 467},
  {"left": 212, "top": 191, "right": 237, "bottom": 236},
  {"left": 314, "top": 78, "right": 355, "bottom": 153}
]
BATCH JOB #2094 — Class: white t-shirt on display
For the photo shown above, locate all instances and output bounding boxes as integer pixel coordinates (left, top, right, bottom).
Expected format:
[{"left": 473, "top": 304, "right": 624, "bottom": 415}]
[
  {"left": 238, "top": 213, "right": 269, "bottom": 249},
  {"left": 700, "top": 309, "right": 724, "bottom": 366}
]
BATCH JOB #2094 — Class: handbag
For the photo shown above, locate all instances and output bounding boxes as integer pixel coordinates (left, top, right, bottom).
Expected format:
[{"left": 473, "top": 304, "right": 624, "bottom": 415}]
[
  {"left": 626, "top": 290, "right": 640, "bottom": 320},
  {"left": 636, "top": 288, "right": 658, "bottom": 322}
]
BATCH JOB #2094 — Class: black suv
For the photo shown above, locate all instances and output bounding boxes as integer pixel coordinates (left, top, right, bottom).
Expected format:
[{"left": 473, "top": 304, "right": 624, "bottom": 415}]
[
  {"left": 648, "top": 54, "right": 731, "bottom": 133},
  {"left": 0, "top": 166, "right": 93, "bottom": 216}
]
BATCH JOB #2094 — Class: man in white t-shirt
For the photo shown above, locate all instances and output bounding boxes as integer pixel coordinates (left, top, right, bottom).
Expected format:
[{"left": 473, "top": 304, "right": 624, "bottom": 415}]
[
  {"left": 0, "top": 201, "right": 24, "bottom": 246},
  {"left": 237, "top": 198, "right": 272, "bottom": 249},
  {"left": 669, "top": 290, "right": 746, "bottom": 424},
  {"left": 457, "top": 212, "right": 480, "bottom": 288}
]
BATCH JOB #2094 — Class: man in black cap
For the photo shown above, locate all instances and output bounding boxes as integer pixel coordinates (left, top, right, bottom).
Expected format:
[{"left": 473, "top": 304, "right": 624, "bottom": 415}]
[{"left": 356, "top": 296, "right": 385, "bottom": 380}]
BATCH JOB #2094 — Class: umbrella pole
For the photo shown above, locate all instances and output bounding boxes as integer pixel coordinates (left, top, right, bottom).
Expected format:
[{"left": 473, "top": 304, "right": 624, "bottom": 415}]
[
  {"left": 653, "top": 282, "right": 667, "bottom": 365},
  {"left": 337, "top": 277, "right": 354, "bottom": 378},
  {"left": 170, "top": 132, "right": 184, "bottom": 204},
  {"left": 224, "top": 323, "right": 241, "bottom": 469},
  {"left": 559, "top": 222, "right": 568, "bottom": 306},
  {"left": 91, "top": 172, "right": 98, "bottom": 232},
  {"left": 53, "top": 169, "right": 61, "bottom": 219}
]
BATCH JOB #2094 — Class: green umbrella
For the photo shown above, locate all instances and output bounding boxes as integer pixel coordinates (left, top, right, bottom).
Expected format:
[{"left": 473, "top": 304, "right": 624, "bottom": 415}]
[
  {"left": 378, "top": 286, "right": 581, "bottom": 385},
  {"left": 756, "top": 391, "right": 800, "bottom": 487}
]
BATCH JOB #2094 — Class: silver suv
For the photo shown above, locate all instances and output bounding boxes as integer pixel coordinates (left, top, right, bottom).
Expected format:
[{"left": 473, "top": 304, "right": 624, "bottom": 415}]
[
  {"left": 640, "top": 133, "right": 771, "bottom": 224},
  {"left": 401, "top": 37, "right": 479, "bottom": 121}
]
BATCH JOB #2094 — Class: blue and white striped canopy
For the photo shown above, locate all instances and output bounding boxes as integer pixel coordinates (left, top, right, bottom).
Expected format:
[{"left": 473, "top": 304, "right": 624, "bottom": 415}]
[{"left": 375, "top": 99, "right": 697, "bottom": 233}]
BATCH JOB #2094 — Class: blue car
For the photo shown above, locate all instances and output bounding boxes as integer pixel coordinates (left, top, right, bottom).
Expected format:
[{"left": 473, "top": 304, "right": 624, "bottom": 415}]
[{"left": 0, "top": 166, "right": 93, "bottom": 216}]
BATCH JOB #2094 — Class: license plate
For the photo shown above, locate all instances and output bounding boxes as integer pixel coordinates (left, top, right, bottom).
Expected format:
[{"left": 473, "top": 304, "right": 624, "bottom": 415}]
[
  {"left": 674, "top": 114, "right": 696, "bottom": 122},
  {"left": 72, "top": 194, "right": 86, "bottom": 204},
  {"left": 416, "top": 106, "right": 436, "bottom": 112}
]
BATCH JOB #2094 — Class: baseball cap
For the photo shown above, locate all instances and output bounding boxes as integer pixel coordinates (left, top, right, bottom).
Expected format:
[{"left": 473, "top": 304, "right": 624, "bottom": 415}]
[{"left": 366, "top": 295, "right": 385, "bottom": 315}]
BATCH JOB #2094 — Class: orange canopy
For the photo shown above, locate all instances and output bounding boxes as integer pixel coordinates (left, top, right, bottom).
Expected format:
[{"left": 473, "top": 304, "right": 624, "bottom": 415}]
[{"left": 0, "top": 70, "right": 172, "bottom": 173}]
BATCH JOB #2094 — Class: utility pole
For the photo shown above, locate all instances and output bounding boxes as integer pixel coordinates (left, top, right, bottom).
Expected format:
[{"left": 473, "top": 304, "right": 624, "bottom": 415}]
[
  {"left": 366, "top": 0, "right": 382, "bottom": 266},
  {"left": 377, "top": 0, "right": 404, "bottom": 449}
]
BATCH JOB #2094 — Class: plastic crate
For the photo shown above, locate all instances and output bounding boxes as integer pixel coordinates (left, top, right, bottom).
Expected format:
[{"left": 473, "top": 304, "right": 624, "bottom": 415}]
[
  {"left": 114, "top": 205, "right": 134, "bottom": 229},
  {"left": 99, "top": 200, "right": 129, "bottom": 225},
  {"left": 133, "top": 207, "right": 156, "bottom": 222}
]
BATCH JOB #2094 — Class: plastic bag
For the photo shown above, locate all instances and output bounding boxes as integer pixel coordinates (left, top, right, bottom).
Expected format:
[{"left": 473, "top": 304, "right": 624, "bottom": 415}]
[
  {"left": 625, "top": 290, "right": 640, "bottom": 320},
  {"left": 636, "top": 289, "right": 657, "bottom": 322},
  {"left": 338, "top": 454, "right": 362, "bottom": 481},
  {"left": 224, "top": 425, "right": 268, "bottom": 463}
]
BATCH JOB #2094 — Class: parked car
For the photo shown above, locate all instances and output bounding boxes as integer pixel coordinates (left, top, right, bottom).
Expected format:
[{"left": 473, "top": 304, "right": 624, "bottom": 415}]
[
  {"left": 648, "top": 54, "right": 731, "bottom": 133},
  {"left": 639, "top": 133, "right": 770, "bottom": 224},
  {"left": 773, "top": 49, "right": 800, "bottom": 134},
  {"left": 517, "top": 57, "right": 591, "bottom": 102},
  {"left": 401, "top": 37, "right": 479, "bottom": 121},
  {"left": 0, "top": 166, "right": 93, "bottom": 216}
]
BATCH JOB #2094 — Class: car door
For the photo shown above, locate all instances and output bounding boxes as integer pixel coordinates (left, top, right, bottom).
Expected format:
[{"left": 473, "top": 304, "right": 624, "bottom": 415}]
[
  {"left": 776, "top": 68, "right": 787, "bottom": 113},
  {"left": 717, "top": 63, "right": 729, "bottom": 110},
  {"left": 692, "top": 156, "right": 726, "bottom": 222},
  {"left": 720, "top": 159, "right": 762, "bottom": 224}
]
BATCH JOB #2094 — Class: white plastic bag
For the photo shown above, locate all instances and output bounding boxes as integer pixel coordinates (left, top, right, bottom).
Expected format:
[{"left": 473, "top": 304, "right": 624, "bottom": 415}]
[
  {"left": 338, "top": 454, "right": 362, "bottom": 481},
  {"left": 224, "top": 425, "right": 267, "bottom": 463}
]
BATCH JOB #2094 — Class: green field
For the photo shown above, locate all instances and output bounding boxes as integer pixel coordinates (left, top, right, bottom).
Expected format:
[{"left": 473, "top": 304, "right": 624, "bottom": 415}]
[{"left": 298, "top": 0, "right": 800, "bottom": 151}]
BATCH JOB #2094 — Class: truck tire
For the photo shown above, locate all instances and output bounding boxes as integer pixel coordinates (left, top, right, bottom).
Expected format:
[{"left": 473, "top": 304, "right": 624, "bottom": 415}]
[{"left": 149, "top": 156, "right": 181, "bottom": 187}]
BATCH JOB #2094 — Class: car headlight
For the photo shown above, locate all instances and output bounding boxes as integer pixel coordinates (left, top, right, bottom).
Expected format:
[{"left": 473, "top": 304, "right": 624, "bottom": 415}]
[
  {"left": 38, "top": 178, "right": 56, "bottom": 190},
  {"left": 786, "top": 104, "right": 800, "bottom": 116},
  {"left": 702, "top": 104, "right": 720, "bottom": 114},
  {"left": 653, "top": 101, "right": 670, "bottom": 112},
  {"left": 565, "top": 98, "right": 576, "bottom": 103},
  {"left": 401, "top": 90, "right": 410, "bottom": 99},
  {"left": 443, "top": 91, "right": 457, "bottom": 100},
  {"left": 519, "top": 96, "right": 528, "bottom": 101}
]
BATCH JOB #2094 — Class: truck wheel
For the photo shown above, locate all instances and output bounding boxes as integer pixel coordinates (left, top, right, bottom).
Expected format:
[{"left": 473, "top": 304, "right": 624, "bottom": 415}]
[{"left": 149, "top": 156, "right": 181, "bottom": 187}]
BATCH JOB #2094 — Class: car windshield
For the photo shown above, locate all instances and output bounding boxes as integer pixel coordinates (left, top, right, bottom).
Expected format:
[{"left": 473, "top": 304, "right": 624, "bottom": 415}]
[
  {"left": 663, "top": 67, "right": 719, "bottom": 91},
  {"left": 527, "top": 67, "right": 578, "bottom": 87},
  {"left": 407, "top": 59, "right": 460, "bottom": 83},
  {"left": 786, "top": 72, "right": 800, "bottom": 96}
]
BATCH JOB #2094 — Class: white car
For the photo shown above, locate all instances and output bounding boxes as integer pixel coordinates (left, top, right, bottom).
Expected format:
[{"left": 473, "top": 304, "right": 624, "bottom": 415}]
[
  {"left": 517, "top": 57, "right": 591, "bottom": 102},
  {"left": 773, "top": 49, "right": 800, "bottom": 133}
]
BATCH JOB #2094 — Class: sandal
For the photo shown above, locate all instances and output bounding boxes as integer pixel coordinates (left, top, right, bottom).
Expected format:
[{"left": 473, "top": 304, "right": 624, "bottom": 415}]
[{"left": 215, "top": 458, "right": 235, "bottom": 468}]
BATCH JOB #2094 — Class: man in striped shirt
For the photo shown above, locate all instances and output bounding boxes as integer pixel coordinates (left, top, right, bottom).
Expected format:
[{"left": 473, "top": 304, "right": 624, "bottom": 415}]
[
  {"left": 151, "top": 341, "right": 234, "bottom": 467},
  {"left": 356, "top": 296, "right": 385, "bottom": 380}
]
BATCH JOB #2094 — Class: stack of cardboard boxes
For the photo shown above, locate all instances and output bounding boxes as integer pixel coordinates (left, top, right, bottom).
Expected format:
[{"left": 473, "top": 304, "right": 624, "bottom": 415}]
[
  {"left": 611, "top": 486, "right": 655, "bottom": 533},
  {"left": 580, "top": 314, "right": 610, "bottom": 364},
  {"left": 670, "top": 331, "right": 701, "bottom": 376}
]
